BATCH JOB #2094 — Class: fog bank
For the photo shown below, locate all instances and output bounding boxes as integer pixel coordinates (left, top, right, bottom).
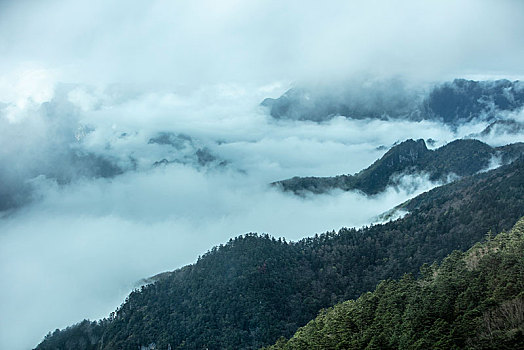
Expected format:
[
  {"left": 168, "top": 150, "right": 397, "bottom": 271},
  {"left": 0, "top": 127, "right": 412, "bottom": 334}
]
[{"left": 2, "top": 0, "right": 524, "bottom": 348}]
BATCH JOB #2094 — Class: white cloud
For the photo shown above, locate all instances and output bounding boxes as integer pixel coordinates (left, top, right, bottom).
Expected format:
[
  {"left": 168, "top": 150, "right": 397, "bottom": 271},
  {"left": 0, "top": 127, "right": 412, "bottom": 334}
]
[
  {"left": 0, "top": 161, "right": 443, "bottom": 349},
  {"left": 1, "top": 0, "right": 524, "bottom": 87},
  {"left": 1, "top": 0, "right": 524, "bottom": 348},
  {"left": 1, "top": 80, "right": 516, "bottom": 348}
]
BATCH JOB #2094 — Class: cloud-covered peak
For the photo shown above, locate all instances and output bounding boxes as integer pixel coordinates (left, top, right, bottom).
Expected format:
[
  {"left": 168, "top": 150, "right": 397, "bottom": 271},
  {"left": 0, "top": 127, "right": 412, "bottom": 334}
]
[{"left": 262, "top": 79, "right": 524, "bottom": 125}]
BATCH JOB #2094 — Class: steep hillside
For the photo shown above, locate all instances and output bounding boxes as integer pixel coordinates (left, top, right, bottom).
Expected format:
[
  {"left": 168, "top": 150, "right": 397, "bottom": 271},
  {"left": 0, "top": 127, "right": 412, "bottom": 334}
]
[
  {"left": 274, "top": 139, "right": 524, "bottom": 195},
  {"left": 35, "top": 158, "right": 524, "bottom": 350},
  {"left": 266, "top": 217, "right": 524, "bottom": 350}
]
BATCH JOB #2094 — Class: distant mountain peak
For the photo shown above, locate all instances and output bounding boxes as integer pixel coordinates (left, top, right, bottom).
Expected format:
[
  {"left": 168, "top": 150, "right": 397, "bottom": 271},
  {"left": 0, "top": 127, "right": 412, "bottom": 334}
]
[
  {"left": 381, "top": 139, "right": 428, "bottom": 166},
  {"left": 273, "top": 139, "right": 524, "bottom": 196},
  {"left": 261, "top": 79, "right": 524, "bottom": 125}
]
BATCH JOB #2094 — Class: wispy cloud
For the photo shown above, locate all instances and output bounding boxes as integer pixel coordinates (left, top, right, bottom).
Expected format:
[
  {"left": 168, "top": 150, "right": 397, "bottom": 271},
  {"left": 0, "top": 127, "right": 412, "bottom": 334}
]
[
  {"left": 1, "top": 0, "right": 524, "bottom": 349},
  {"left": 1, "top": 0, "right": 524, "bottom": 87},
  {"left": 1, "top": 80, "right": 516, "bottom": 348}
]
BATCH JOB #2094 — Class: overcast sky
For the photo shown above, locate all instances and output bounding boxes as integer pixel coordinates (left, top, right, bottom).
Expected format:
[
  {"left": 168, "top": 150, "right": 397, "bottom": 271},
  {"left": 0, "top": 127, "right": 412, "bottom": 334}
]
[
  {"left": 1, "top": 0, "right": 524, "bottom": 90},
  {"left": 1, "top": 1, "right": 524, "bottom": 349}
]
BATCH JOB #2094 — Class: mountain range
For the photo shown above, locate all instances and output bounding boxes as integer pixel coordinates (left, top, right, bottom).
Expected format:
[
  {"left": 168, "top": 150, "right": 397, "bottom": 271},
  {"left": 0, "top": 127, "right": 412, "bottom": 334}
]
[
  {"left": 24, "top": 74, "right": 524, "bottom": 350},
  {"left": 0, "top": 130, "right": 226, "bottom": 213},
  {"left": 36, "top": 149, "right": 524, "bottom": 349},
  {"left": 261, "top": 79, "right": 524, "bottom": 125},
  {"left": 273, "top": 138, "right": 524, "bottom": 196}
]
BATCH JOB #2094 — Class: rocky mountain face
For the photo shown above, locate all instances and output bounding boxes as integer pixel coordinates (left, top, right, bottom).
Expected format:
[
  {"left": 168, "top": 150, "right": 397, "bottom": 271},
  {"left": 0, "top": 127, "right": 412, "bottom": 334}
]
[{"left": 273, "top": 139, "right": 524, "bottom": 195}]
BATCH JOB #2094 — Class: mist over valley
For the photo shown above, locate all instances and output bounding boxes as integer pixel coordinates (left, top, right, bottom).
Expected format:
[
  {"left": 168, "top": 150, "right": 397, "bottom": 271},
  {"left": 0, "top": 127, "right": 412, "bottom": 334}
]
[{"left": 1, "top": 1, "right": 524, "bottom": 349}]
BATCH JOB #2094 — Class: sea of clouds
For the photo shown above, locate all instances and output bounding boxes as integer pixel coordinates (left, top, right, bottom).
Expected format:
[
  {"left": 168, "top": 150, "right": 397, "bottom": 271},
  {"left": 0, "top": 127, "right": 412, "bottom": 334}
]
[
  {"left": 1, "top": 0, "right": 524, "bottom": 348},
  {"left": 2, "top": 79, "right": 521, "bottom": 349}
]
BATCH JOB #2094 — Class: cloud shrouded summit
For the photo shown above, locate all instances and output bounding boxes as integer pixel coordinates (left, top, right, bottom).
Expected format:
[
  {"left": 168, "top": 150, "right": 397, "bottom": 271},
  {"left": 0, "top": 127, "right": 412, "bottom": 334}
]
[{"left": 1, "top": 1, "right": 524, "bottom": 349}]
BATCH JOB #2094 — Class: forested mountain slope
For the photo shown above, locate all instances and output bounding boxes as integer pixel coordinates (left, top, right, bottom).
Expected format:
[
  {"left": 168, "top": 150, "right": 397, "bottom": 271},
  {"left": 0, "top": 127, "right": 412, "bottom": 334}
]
[
  {"left": 266, "top": 216, "right": 524, "bottom": 350},
  {"left": 36, "top": 158, "right": 524, "bottom": 350},
  {"left": 274, "top": 139, "right": 524, "bottom": 195}
]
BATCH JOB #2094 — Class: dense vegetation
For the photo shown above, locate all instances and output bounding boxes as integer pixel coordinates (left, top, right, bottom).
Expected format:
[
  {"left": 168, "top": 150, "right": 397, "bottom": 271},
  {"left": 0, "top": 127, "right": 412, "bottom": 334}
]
[
  {"left": 265, "top": 217, "right": 524, "bottom": 349},
  {"left": 36, "top": 157, "right": 524, "bottom": 349},
  {"left": 274, "top": 139, "right": 524, "bottom": 195}
]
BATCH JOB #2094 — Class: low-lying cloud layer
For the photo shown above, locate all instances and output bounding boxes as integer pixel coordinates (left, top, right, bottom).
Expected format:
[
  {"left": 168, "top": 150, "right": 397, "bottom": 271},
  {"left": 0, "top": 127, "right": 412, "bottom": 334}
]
[
  {"left": 0, "top": 159, "right": 439, "bottom": 349},
  {"left": 1, "top": 0, "right": 524, "bottom": 349},
  {"left": 1, "top": 80, "right": 522, "bottom": 349}
]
